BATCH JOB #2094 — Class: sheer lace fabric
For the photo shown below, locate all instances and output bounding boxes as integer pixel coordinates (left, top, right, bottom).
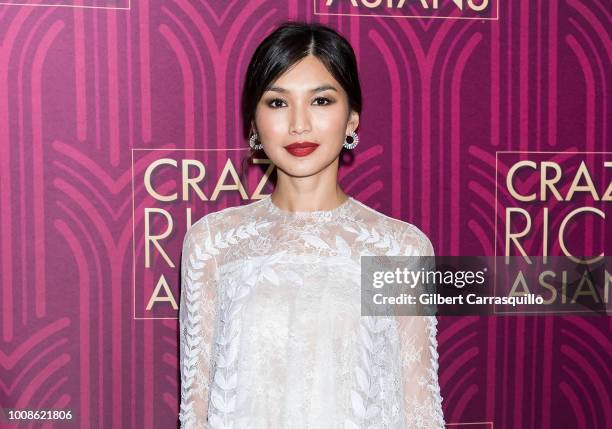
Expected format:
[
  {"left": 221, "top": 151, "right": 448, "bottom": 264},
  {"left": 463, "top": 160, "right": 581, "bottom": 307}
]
[{"left": 179, "top": 195, "right": 445, "bottom": 429}]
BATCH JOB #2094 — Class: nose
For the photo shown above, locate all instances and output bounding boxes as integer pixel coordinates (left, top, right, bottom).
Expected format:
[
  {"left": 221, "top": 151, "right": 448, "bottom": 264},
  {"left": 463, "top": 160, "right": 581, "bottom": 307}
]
[{"left": 289, "top": 103, "right": 311, "bottom": 135}]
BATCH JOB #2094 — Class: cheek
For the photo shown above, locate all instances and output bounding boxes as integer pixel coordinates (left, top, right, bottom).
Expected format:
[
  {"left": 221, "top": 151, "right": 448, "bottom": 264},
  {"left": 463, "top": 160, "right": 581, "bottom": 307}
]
[
  {"left": 256, "top": 104, "right": 348, "bottom": 138},
  {"left": 256, "top": 112, "right": 285, "bottom": 136},
  {"left": 313, "top": 106, "right": 348, "bottom": 132},
  {"left": 314, "top": 117, "right": 348, "bottom": 152}
]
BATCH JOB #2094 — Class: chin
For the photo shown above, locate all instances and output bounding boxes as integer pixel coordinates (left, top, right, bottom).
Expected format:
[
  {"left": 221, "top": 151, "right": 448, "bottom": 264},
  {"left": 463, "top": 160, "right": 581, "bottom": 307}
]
[
  {"left": 269, "top": 155, "right": 318, "bottom": 170},
  {"left": 277, "top": 166, "right": 323, "bottom": 178}
]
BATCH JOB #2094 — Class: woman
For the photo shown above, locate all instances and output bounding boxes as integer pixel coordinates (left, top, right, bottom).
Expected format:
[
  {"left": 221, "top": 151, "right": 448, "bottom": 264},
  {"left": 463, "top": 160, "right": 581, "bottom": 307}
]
[{"left": 179, "top": 21, "right": 445, "bottom": 429}]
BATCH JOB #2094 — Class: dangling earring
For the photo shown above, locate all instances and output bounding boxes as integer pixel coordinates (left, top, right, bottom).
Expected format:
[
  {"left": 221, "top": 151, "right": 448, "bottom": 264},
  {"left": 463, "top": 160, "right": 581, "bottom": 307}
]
[
  {"left": 249, "top": 132, "right": 263, "bottom": 150},
  {"left": 343, "top": 131, "right": 359, "bottom": 150}
]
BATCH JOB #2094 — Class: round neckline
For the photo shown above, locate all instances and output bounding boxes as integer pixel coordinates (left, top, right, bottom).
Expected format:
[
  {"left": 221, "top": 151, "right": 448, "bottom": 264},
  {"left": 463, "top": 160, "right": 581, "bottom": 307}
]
[{"left": 265, "top": 194, "right": 353, "bottom": 219}]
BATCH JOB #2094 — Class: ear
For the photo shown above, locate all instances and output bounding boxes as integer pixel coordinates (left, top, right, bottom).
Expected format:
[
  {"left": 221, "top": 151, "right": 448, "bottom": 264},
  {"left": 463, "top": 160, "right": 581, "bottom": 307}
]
[{"left": 346, "top": 110, "right": 359, "bottom": 135}]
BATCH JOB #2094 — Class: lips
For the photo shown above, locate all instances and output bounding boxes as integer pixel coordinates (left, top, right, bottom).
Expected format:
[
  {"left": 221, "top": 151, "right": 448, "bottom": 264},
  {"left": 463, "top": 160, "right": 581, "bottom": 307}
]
[{"left": 284, "top": 142, "right": 319, "bottom": 157}]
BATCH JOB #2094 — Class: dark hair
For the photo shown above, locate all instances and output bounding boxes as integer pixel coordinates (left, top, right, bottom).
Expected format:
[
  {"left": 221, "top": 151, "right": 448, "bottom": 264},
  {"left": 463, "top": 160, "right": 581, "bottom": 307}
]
[{"left": 240, "top": 21, "right": 362, "bottom": 141}]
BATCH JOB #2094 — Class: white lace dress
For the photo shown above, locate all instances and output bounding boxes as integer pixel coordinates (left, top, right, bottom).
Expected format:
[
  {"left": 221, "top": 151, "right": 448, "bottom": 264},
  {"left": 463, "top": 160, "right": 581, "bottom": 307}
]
[{"left": 179, "top": 194, "right": 445, "bottom": 429}]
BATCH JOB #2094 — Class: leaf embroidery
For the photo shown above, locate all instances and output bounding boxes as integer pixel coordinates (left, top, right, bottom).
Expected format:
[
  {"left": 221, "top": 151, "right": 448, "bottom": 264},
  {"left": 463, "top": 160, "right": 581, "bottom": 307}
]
[
  {"left": 179, "top": 203, "right": 444, "bottom": 428},
  {"left": 180, "top": 219, "right": 273, "bottom": 428},
  {"left": 302, "top": 234, "right": 331, "bottom": 249},
  {"left": 335, "top": 235, "right": 352, "bottom": 257},
  {"left": 343, "top": 225, "right": 403, "bottom": 256}
]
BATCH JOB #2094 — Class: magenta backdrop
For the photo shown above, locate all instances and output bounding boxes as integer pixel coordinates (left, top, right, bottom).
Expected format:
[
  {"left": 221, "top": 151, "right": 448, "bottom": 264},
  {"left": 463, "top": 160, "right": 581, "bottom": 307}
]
[{"left": 0, "top": 1, "right": 610, "bottom": 428}]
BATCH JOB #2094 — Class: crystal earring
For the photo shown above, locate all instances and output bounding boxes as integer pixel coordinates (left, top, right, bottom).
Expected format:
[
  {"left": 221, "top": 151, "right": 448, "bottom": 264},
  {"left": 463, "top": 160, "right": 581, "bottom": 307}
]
[
  {"left": 343, "top": 131, "right": 359, "bottom": 150},
  {"left": 249, "top": 132, "right": 263, "bottom": 150}
]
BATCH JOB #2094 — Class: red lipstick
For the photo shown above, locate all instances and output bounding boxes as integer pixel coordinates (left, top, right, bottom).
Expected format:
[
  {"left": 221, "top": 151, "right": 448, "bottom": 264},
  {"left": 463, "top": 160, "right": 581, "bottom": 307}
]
[{"left": 284, "top": 141, "right": 319, "bottom": 157}]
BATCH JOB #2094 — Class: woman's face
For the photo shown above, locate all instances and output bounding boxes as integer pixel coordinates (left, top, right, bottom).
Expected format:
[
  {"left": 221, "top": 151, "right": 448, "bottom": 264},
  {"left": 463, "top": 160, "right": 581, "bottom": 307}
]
[{"left": 253, "top": 55, "right": 359, "bottom": 178}]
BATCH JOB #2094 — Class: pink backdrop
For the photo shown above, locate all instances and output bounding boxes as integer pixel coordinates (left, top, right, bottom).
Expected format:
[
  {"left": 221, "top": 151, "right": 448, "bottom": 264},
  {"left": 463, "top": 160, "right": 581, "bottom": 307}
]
[{"left": 0, "top": 1, "right": 609, "bottom": 428}]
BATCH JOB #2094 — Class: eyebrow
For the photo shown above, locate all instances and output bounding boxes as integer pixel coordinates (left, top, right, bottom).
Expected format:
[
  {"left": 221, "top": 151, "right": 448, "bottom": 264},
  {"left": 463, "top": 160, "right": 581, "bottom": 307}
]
[{"left": 265, "top": 84, "right": 338, "bottom": 94}]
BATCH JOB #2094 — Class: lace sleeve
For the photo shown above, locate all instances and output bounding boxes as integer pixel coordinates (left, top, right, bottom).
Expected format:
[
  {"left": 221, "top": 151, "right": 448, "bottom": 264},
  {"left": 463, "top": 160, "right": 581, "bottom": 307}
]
[
  {"left": 396, "top": 229, "right": 445, "bottom": 428},
  {"left": 179, "top": 217, "right": 219, "bottom": 429}
]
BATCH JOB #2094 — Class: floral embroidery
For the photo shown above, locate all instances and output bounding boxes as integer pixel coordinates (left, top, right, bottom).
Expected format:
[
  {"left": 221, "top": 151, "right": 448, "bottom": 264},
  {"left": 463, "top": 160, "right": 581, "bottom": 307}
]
[{"left": 178, "top": 195, "right": 445, "bottom": 428}]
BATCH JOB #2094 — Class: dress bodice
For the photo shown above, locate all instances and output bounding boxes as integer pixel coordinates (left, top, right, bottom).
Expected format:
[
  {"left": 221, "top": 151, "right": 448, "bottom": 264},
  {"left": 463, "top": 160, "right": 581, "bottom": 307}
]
[{"left": 179, "top": 195, "right": 445, "bottom": 429}]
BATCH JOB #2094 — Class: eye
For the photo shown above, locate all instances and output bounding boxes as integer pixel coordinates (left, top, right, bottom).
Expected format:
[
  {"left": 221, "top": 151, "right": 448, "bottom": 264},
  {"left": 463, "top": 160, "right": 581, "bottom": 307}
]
[
  {"left": 265, "top": 96, "right": 334, "bottom": 109},
  {"left": 313, "top": 97, "right": 332, "bottom": 106},
  {"left": 267, "top": 98, "right": 286, "bottom": 109}
]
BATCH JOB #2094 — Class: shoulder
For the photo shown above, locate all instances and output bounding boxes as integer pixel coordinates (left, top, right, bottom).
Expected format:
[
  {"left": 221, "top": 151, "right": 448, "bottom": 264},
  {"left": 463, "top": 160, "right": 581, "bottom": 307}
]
[
  {"left": 350, "top": 197, "right": 435, "bottom": 257},
  {"left": 184, "top": 197, "right": 269, "bottom": 242},
  {"left": 400, "top": 223, "right": 435, "bottom": 257}
]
